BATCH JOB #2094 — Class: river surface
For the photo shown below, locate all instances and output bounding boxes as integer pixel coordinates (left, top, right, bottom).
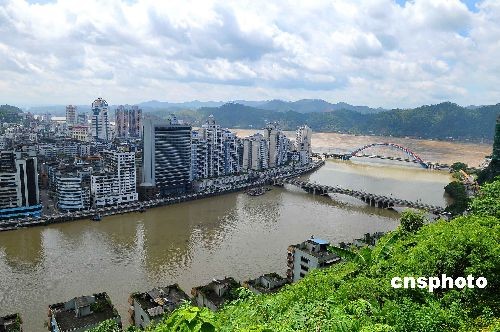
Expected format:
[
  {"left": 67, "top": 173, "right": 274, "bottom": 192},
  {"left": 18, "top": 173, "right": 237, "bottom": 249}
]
[{"left": 0, "top": 131, "right": 484, "bottom": 331}]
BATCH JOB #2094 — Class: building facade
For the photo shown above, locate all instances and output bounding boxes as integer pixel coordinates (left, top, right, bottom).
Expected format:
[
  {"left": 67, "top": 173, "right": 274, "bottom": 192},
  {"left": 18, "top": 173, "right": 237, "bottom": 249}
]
[
  {"left": 287, "top": 237, "right": 340, "bottom": 282},
  {"left": 90, "top": 151, "right": 138, "bottom": 207},
  {"left": 264, "top": 122, "right": 289, "bottom": 168},
  {"left": 115, "top": 105, "right": 143, "bottom": 138},
  {"left": 55, "top": 173, "right": 89, "bottom": 211},
  {"left": 91, "top": 97, "right": 111, "bottom": 142},
  {"left": 191, "top": 115, "right": 240, "bottom": 180},
  {"left": 141, "top": 115, "right": 192, "bottom": 196},
  {"left": 0, "top": 151, "right": 41, "bottom": 220},
  {"left": 295, "top": 125, "right": 313, "bottom": 165},
  {"left": 65, "top": 105, "right": 77, "bottom": 126},
  {"left": 242, "top": 133, "right": 269, "bottom": 171}
]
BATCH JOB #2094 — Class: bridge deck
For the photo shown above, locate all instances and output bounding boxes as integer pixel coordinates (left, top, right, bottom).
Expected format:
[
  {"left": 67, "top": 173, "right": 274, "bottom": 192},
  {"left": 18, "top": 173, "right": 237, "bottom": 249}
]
[{"left": 275, "top": 178, "right": 445, "bottom": 214}]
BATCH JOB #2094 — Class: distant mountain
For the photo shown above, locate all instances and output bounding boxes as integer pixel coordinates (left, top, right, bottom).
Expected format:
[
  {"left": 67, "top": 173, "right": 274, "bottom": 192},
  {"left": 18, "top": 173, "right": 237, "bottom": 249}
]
[
  {"left": 170, "top": 102, "right": 499, "bottom": 141},
  {"left": 258, "top": 99, "right": 387, "bottom": 114}
]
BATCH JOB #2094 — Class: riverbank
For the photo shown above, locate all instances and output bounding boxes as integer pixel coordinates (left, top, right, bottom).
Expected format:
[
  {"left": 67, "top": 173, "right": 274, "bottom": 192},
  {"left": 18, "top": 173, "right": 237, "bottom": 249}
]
[{"left": 0, "top": 161, "right": 324, "bottom": 232}]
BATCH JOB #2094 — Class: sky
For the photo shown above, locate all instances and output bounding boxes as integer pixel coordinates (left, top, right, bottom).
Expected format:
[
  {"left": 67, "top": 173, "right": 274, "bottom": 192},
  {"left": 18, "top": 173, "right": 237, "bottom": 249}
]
[{"left": 1, "top": 0, "right": 499, "bottom": 108}]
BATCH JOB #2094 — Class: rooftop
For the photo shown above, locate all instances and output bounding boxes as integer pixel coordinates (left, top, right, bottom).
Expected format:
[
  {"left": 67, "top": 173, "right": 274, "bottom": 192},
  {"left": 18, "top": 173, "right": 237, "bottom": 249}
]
[
  {"left": 0, "top": 314, "right": 22, "bottom": 332},
  {"left": 132, "top": 284, "right": 190, "bottom": 314},
  {"left": 49, "top": 293, "right": 119, "bottom": 332},
  {"left": 192, "top": 277, "right": 240, "bottom": 308}
]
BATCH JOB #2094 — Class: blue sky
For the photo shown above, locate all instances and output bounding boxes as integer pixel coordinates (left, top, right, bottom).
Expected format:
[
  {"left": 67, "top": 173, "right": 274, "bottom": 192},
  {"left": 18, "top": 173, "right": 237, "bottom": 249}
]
[{"left": 1, "top": 0, "right": 500, "bottom": 108}]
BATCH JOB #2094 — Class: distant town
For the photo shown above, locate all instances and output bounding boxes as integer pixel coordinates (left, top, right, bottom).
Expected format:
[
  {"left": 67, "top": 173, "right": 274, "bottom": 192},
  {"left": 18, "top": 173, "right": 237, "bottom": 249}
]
[{"left": 0, "top": 98, "right": 318, "bottom": 228}]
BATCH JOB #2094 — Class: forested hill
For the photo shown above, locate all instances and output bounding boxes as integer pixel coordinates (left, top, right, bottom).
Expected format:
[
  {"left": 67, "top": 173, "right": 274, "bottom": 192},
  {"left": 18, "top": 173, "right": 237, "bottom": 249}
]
[
  {"left": 0, "top": 104, "right": 22, "bottom": 123},
  {"left": 174, "top": 102, "right": 499, "bottom": 141}
]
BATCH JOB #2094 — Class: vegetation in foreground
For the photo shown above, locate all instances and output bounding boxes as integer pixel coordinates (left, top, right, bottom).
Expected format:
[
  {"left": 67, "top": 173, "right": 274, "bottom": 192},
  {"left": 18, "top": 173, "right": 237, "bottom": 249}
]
[{"left": 91, "top": 178, "right": 500, "bottom": 332}]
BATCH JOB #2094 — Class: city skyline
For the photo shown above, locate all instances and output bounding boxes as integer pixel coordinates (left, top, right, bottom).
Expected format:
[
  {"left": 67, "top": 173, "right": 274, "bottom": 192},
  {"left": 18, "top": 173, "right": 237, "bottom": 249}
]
[{"left": 1, "top": 0, "right": 500, "bottom": 108}]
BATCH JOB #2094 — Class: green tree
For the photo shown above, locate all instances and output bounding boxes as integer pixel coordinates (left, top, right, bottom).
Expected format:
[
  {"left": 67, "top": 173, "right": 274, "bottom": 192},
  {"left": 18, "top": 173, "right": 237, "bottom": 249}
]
[
  {"left": 451, "top": 162, "right": 468, "bottom": 172},
  {"left": 399, "top": 209, "right": 427, "bottom": 233}
]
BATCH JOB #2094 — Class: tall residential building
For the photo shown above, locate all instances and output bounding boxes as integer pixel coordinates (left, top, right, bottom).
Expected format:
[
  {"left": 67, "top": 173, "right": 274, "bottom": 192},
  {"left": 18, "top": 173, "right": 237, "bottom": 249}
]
[
  {"left": 242, "top": 133, "right": 269, "bottom": 171},
  {"left": 142, "top": 115, "right": 192, "bottom": 196},
  {"left": 0, "top": 151, "right": 41, "bottom": 220},
  {"left": 264, "top": 122, "right": 289, "bottom": 168},
  {"left": 191, "top": 115, "right": 240, "bottom": 180},
  {"left": 90, "top": 151, "right": 138, "bottom": 207},
  {"left": 55, "top": 173, "right": 89, "bottom": 211},
  {"left": 287, "top": 237, "right": 340, "bottom": 282},
  {"left": 295, "top": 125, "right": 313, "bottom": 165},
  {"left": 91, "top": 97, "right": 111, "bottom": 142},
  {"left": 115, "top": 105, "right": 143, "bottom": 138},
  {"left": 65, "top": 105, "right": 77, "bottom": 126}
]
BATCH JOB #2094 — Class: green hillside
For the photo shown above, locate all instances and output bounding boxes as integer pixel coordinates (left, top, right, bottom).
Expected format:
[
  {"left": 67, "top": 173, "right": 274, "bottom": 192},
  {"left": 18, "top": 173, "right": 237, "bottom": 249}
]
[
  {"left": 92, "top": 179, "right": 500, "bottom": 332},
  {"left": 170, "top": 102, "right": 499, "bottom": 141},
  {"left": 0, "top": 104, "right": 22, "bottom": 123}
]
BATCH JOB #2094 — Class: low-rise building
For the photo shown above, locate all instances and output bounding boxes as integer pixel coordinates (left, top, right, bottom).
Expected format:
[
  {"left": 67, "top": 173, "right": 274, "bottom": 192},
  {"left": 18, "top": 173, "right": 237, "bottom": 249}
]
[
  {"left": 191, "top": 277, "right": 239, "bottom": 311},
  {"left": 0, "top": 313, "right": 22, "bottom": 332},
  {"left": 243, "top": 273, "right": 288, "bottom": 294},
  {"left": 48, "top": 292, "right": 121, "bottom": 332},
  {"left": 128, "top": 285, "right": 190, "bottom": 329},
  {"left": 287, "top": 237, "right": 340, "bottom": 282}
]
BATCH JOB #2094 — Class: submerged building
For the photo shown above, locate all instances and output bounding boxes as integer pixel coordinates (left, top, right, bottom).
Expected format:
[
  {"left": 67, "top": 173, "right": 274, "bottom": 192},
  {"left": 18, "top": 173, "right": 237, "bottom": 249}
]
[
  {"left": 287, "top": 237, "right": 340, "bottom": 282},
  {"left": 128, "top": 285, "right": 190, "bottom": 329},
  {"left": 191, "top": 277, "right": 240, "bottom": 311},
  {"left": 0, "top": 313, "right": 22, "bottom": 332},
  {"left": 48, "top": 292, "right": 121, "bottom": 332},
  {"left": 243, "top": 273, "right": 288, "bottom": 294}
]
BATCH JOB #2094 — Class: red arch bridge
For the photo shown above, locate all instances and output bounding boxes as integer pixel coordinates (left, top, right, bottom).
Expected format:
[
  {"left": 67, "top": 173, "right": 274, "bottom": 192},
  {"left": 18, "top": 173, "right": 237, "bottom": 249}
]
[{"left": 320, "top": 142, "right": 441, "bottom": 169}]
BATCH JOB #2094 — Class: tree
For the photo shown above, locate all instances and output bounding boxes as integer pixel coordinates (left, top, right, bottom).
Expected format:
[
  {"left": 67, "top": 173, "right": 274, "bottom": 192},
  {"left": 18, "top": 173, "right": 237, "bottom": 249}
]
[
  {"left": 399, "top": 210, "right": 426, "bottom": 233},
  {"left": 451, "top": 162, "right": 468, "bottom": 172}
]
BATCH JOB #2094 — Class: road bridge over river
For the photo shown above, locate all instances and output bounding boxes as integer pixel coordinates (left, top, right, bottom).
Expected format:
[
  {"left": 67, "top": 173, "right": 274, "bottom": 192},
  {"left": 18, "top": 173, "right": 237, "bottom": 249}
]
[
  {"left": 315, "top": 142, "right": 451, "bottom": 170},
  {"left": 273, "top": 178, "right": 446, "bottom": 215}
]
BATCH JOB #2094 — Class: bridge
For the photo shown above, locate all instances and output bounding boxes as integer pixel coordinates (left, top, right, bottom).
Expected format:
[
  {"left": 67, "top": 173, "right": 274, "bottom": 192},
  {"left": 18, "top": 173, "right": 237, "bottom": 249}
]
[
  {"left": 317, "top": 142, "right": 450, "bottom": 169},
  {"left": 273, "top": 178, "right": 445, "bottom": 215}
]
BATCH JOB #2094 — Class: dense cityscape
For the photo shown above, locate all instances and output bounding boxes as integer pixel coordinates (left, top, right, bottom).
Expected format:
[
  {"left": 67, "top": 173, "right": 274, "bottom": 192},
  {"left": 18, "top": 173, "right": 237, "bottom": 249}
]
[{"left": 0, "top": 98, "right": 316, "bottom": 226}]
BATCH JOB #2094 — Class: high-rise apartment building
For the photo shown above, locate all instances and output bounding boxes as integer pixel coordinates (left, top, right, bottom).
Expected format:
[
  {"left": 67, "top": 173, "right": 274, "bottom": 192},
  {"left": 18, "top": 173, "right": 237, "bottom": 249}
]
[
  {"left": 0, "top": 151, "right": 41, "bottom": 220},
  {"left": 264, "top": 123, "right": 289, "bottom": 168},
  {"left": 115, "top": 105, "right": 143, "bottom": 138},
  {"left": 191, "top": 115, "right": 240, "bottom": 180},
  {"left": 55, "top": 173, "right": 88, "bottom": 211},
  {"left": 90, "top": 151, "right": 138, "bottom": 207},
  {"left": 65, "top": 105, "right": 77, "bottom": 126},
  {"left": 142, "top": 115, "right": 192, "bottom": 196},
  {"left": 242, "top": 133, "right": 269, "bottom": 171},
  {"left": 295, "top": 125, "right": 313, "bottom": 165},
  {"left": 91, "top": 97, "right": 111, "bottom": 142}
]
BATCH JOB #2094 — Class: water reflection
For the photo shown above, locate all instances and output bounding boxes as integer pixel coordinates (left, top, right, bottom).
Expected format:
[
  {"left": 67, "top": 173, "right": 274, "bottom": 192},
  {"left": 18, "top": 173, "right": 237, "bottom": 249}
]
[{"left": 0, "top": 161, "right": 452, "bottom": 331}]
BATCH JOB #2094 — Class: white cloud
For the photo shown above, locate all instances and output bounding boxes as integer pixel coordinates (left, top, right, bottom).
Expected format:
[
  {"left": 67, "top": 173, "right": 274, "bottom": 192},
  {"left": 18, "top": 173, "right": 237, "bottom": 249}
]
[{"left": 0, "top": 0, "right": 498, "bottom": 108}]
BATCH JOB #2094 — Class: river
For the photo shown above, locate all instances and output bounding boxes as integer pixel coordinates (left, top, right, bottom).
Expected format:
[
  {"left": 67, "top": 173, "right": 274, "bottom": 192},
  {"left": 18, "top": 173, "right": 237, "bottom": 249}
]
[{"left": 0, "top": 132, "right": 490, "bottom": 331}]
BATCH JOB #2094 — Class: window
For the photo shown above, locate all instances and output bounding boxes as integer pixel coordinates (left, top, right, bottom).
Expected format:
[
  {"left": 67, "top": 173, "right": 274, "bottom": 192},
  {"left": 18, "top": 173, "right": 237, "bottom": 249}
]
[
  {"left": 300, "top": 272, "right": 306, "bottom": 278},
  {"left": 300, "top": 256, "right": 309, "bottom": 264},
  {"left": 300, "top": 264, "right": 309, "bottom": 271},
  {"left": 140, "top": 315, "right": 144, "bottom": 321}
]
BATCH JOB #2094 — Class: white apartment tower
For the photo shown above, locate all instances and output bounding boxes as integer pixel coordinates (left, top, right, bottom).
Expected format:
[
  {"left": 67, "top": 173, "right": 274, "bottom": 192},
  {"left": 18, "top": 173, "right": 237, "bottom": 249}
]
[
  {"left": 242, "top": 133, "right": 269, "bottom": 171},
  {"left": 90, "top": 151, "right": 138, "bottom": 207},
  {"left": 264, "top": 123, "right": 289, "bottom": 168},
  {"left": 65, "top": 105, "right": 77, "bottom": 126},
  {"left": 191, "top": 115, "right": 240, "bottom": 180},
  {"left": 91, "top": 97, "right": 111, "bottom": 142},
  {"left": 295, "top": 125, "right": 313, "bottom": 165}
]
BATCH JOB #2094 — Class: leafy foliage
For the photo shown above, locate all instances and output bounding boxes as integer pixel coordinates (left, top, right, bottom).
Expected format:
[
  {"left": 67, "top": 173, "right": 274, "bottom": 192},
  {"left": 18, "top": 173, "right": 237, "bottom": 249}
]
[
  {"left": 92, "top": 179, "right": 500, "bottom": 332},
  {"left": 444, "top": 181, "right": 469, "bottom": 216},
  {"left": 399, "top": 210, "right": 426, "bottom": 233}
]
